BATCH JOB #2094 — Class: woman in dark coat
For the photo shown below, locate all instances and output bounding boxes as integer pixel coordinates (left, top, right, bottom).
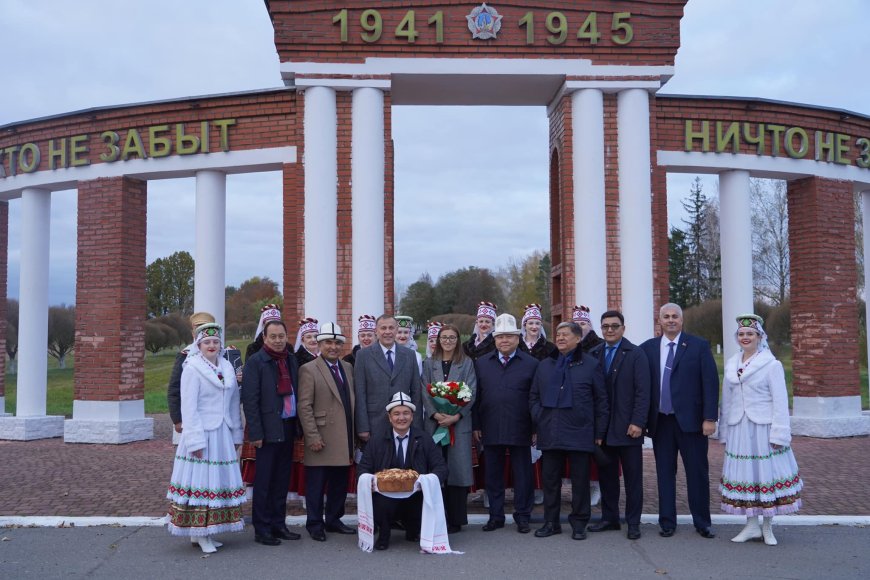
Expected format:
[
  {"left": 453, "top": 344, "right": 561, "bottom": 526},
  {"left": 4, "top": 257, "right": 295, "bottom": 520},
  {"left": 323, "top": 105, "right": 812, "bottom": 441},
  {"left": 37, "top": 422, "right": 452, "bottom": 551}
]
[
  {"left": 463, "top": 301, "right": 497, "bottom": 361},
  {"left": 343, "top": 314, "right": 377, "bottom": 366},
  {"left": 518, "top": 303, "right": 557, "bottom": 361}
]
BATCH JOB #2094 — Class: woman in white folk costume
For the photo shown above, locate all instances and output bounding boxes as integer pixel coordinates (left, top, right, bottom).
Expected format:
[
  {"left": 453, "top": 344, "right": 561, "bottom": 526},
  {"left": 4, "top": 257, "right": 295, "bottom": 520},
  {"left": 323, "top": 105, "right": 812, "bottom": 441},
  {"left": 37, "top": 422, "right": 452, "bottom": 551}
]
[
  {"left": 518, "top": 304, "right": 557, "bottom": 505},
  {"left": 425, "top": 320, "right": 443, "bottom": 358},
  {"left": 395, "top": 315, "right": 423, "bottom": 375},
  {"left": 289, "top": 317, "right": 320, "bottom": 502},
  {"left": 573, "top": 305, "right": 604, "bottom": 507},
  {"left": 720, "top": 314, "right": 802, "bottom": 545},
  {"left": 167, "top": 323, "right": 246, "bottom": 553}
]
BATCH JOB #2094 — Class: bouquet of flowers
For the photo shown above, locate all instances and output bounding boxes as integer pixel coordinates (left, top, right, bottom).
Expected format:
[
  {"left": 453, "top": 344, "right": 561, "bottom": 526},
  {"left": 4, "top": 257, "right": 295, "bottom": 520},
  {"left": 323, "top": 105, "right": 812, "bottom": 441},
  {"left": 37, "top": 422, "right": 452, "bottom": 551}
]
[{"left": 426, "top": 381, "right": 473, "bottom": 446}]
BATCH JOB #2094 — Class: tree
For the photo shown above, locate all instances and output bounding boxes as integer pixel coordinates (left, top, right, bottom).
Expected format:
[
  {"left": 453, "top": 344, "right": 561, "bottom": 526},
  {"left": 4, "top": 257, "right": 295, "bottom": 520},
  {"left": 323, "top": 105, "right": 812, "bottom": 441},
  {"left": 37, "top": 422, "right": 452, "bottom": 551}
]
[
  {"left": 499, "top": 251, "right": 551, "bottom": 319},
  {"left": 225, "top": 276, "right": 281, "bottom": 330},
  {"left": 146, "top": 251, "right": 195, "bottom": 317},
  {"left": 536, "top": 253, "right": 552, "bottom": 322},
  {"left": 433, "top": 267, "right": 505, "bottom": 316},
  {"left": 6, "top": 299, "right": 18, "bottom": 374},
  {"left": 47, "top": 304, "right": 75, "bottom": 369},
  {"left": 156, "top": 312, "right": 191, "bottom": 348},
  {"left": 400, "top": 273, "right": 436, "bottom": 323},
  {"left": 668, "top": 227, "right": 693, "bottom": 308},
  {"left": 678, "top": 177, "right": 721, "bottom": 305},
  {"left": 144, "top": 320, "right": 178, "bottom": 355},
  {"left": 751, "top": 179, "right": 790, "bottom": 305}
]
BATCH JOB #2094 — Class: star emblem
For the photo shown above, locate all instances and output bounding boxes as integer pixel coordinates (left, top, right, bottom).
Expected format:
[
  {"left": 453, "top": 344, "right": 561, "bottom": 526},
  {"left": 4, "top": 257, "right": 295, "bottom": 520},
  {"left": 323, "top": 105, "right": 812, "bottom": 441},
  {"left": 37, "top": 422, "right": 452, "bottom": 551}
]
[{"left": 466, "top": 3, "right": 503, "bottom": 40}]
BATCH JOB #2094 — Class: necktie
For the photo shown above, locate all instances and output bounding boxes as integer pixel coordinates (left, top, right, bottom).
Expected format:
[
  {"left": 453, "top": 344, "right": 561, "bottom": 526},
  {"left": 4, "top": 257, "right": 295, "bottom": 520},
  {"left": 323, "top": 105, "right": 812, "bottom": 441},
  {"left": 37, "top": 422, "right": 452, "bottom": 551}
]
[
  {"left": 396, "top": 435, "right": 408, "bottom": 467},
  {"left": 386, "top": 349, "right": 394, "bottom": 371},
  {"left": 660, "top": 341, "right": 676, "bottom": 414},
  {"left": 330, "top": 363, "right": 343, "bottom": 385},
  {"left": 605, "top": 345, "right": 616, "bottom": 373},
  {"left": 501, "top": 355, "right": 510, "bottom": 367}
]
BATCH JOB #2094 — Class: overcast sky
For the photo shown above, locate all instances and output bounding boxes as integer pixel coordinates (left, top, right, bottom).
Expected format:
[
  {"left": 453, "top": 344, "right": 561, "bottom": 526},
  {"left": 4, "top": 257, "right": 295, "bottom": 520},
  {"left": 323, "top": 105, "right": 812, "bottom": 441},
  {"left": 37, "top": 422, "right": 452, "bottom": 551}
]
[{"left": 2, "top": 0, "right": 868, "bottom": 306}]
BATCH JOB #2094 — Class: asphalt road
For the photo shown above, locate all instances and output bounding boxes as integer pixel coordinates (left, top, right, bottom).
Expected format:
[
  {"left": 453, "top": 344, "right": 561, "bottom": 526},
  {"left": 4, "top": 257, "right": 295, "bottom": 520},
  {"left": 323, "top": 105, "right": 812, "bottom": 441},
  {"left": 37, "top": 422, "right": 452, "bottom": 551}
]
[{"left": 2, "top": 523, "right": 868, "bottom": 580}]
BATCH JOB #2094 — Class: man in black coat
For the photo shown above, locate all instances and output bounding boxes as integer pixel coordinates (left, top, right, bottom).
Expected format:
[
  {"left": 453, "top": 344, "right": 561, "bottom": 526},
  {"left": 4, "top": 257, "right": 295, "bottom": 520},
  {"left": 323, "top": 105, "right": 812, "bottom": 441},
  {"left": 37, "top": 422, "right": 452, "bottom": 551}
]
[
  {"left": 241, "top": 319, "right": 302, "bottom": 546},
  {"left": 588, "top": 310, "right": 650, "bottom": 540},
  {"left": 472, "top": 313, "right": 539, "bottom": 534},
  {"left": 358, "top": 392, "right": 447, "bottom": 551},
  {"left": 640, "top": 303, "right": 720, "bottom": 539},
  {"left": 530, "top": 321, "right": 608, "bottom": 541}
]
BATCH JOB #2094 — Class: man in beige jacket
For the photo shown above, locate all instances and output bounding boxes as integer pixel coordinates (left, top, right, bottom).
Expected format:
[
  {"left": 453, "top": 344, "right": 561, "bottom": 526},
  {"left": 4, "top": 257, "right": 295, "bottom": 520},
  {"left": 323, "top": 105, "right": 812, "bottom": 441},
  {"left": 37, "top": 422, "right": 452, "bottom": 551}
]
[{"left": 297, "top": 322, "right": 356, "bottom": 541}]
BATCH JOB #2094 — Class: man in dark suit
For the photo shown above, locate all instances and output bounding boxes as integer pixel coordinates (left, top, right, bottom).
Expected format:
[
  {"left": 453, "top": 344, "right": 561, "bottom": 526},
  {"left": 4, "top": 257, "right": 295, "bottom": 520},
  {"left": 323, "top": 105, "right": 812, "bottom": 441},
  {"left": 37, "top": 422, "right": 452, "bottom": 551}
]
[
  {"left": 588, "top": 310, "right": 650, "bottom": 540},
  {"left": 241, "top": 319, "right": 302, "bottom": 546},
  {"left": 472, "top": 313, "right": 539, "bottom": 534},
  {"left": 640, "top": 303, "right": 719, "bottom": 539},
  {"left": 358, "top": 392, "right": 448, "bottom": 551},
  {"left": 354, "top": 314, "right": 423, "bottom": 442}
]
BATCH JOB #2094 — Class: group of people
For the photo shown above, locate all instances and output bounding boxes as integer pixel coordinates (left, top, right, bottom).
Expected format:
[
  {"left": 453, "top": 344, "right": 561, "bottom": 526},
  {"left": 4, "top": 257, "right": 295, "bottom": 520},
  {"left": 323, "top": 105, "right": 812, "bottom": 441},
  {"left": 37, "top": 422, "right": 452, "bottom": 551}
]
[{"left": 164, "top": 298, "right": 803, "bottom": 553}]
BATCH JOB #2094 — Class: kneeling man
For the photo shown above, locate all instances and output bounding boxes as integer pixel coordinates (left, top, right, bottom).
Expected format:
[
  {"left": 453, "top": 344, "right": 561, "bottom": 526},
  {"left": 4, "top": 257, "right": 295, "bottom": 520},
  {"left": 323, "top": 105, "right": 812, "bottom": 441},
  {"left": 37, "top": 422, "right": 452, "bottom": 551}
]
[{"left": 358, "top": 392, "right": 447, "bottom": 550}]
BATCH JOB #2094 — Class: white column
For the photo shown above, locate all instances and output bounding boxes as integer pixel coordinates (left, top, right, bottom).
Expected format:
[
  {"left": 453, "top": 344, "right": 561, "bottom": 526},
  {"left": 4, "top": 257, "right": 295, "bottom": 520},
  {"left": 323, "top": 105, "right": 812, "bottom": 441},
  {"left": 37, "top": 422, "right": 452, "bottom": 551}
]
[
  {"left": 0, "top": 188, "right": 63, "bottom": 440},
  {"left": 719, "top": 170, "right": 754, "bottom": 361},
  {"left": 304, "top": 86, "right": 338, "bottom": 322},
  {"left": 572, "top": 89, "right": 607, "bottom": 331},
  {"left": 617, "top": 89, "right": 654, "bottom": 343},
  {"left": 194, "top": 170, "right": 227, "bottom": 331},
  {"left": 352, "top": 87, "right": 385, "bottom": 336}
]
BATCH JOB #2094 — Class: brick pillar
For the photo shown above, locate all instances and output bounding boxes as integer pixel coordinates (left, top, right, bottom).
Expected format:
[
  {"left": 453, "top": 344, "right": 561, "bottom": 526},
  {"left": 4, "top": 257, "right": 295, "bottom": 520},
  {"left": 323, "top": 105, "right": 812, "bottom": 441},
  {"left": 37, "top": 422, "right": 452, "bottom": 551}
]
[
  {"left": 604, "top": 94, "right": 622, "bottom": 310},
  {"left": 383, "top": 93, "right": 395, "bottom": 314},
  {"left": 788, "top": 176, "right": 869, "bottom": 437},
  {"left": 65, "top": 176, "right": 154, "bottom": 443},
  {"left": 0, "top": 201, "right": 7, "bottom": 417},
  {"left": 548, "top": 94, "right": 575, "bottom": 325}
]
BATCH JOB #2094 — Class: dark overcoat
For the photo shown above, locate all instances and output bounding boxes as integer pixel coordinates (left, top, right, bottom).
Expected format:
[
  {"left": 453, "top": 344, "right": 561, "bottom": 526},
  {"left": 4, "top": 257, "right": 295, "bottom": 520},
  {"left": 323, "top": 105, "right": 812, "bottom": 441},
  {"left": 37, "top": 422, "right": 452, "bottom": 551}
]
[
  {"left": 590, "top": 338, "right": 651, "bottom": 446},
  {"left": 241, "top": 347, "right": 300, "bottom": 443},
  {"left": 473, "top": 349, "right": 539, "bottom": 446}
]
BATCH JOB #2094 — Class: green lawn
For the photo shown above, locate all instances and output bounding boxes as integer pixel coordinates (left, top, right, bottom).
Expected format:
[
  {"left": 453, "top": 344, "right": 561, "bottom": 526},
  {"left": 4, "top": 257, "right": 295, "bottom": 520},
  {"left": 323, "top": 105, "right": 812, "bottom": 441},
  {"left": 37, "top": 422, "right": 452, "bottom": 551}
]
[{"left": 3, "top": 340, "right": 868, "bottom": 416}]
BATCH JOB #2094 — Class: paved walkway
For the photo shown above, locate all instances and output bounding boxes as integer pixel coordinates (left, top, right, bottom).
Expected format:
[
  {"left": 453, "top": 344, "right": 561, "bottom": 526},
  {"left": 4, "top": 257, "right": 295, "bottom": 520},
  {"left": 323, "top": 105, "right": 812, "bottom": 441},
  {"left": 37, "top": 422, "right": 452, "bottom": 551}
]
[{"left": 1, "top": 414, "right": 867, "bottom": 517}]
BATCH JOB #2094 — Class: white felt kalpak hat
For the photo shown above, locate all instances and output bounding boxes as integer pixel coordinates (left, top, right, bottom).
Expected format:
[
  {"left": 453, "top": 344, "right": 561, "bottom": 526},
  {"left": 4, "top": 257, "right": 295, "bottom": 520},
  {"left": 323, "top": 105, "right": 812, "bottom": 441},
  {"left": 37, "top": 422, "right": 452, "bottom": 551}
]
[
  {"left": 316, "top": 321, "right": 346, "bottom": 343},
  {"left": 385, "top": 391, "right": 416, "bottom": 413},
  {"left": 492, "top": 313, "right": 522, "bottom": 336}
]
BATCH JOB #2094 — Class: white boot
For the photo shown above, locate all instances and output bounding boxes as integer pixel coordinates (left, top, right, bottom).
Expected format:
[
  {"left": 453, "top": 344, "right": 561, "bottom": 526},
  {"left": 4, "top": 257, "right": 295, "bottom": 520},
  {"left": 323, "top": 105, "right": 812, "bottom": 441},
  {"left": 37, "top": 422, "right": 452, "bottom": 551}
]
[
  {"left": 590, "top": 481, "right": 601, "bottom": 507},
  {"left": 731, "top": 516, "right": 761, "bottom": 543},
  {"left": 196, "top": 536, "right": 217, "bottom": 554},
  {"left": 762, "top": 516, "right": 777, "bottom": 546},
  {"left": 211, "top": 538, "right": 223, "bottom": 548}
]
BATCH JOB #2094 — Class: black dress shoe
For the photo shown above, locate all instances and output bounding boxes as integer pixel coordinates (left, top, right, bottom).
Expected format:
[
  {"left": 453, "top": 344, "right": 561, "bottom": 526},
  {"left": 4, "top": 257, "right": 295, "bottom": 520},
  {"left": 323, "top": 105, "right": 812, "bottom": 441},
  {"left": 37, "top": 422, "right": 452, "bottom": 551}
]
[
  {"left": 659, "top": 528, "right": 675, "bottom": 537},
  {"left": 696, "top": 527, "right": 716, "bottom": 539},
  {"left": 272, "top": 527, "right": 301, "bottom": 541},
  {"left": 572, "top": 529, "right": 588, "bottom": 541},
  {"left": 374, "top": 538, "right": 389, "bottom": 551},
  {"left": 482, "top": 519, "right": 505, "bottom": 532},
  {"left": 254, "top": 534, "right": 281, "bottom": 546},
  {"left": 516, "top": 521, "right": 531, "bottom": 534},
  {"left": 587, "top": 521, "right": 621, "bottom": 532},
  {"left": 325, "top": 522, "right": 356, "bottom": 535},
  {"left": 308, "top": 529, "right": 327, "bottom": 542},
  {"left": 627, "top": 525, "right": 641, "bottom": 540},
  {"left": 534, "top": 523, "right": 562, "bottom": 538}
]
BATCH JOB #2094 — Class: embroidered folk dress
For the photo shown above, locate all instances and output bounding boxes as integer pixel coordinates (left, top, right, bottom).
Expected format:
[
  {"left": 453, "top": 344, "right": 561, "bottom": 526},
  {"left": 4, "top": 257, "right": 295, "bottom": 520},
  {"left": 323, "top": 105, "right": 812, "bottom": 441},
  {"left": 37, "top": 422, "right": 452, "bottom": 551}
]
[
  {"left": 167, "top": 352, "right": 247, "bottom": 536},
  {"left": 719, "top": 348, "right": 802, "bottom": 516}
]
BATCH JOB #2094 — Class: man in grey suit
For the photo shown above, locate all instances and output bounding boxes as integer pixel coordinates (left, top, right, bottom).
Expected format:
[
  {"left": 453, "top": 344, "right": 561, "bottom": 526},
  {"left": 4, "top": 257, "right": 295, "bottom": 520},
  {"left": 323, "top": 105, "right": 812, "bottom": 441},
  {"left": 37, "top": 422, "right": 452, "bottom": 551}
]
[{"left": 354, "top": 314, "right": 423, "bottom": 442}]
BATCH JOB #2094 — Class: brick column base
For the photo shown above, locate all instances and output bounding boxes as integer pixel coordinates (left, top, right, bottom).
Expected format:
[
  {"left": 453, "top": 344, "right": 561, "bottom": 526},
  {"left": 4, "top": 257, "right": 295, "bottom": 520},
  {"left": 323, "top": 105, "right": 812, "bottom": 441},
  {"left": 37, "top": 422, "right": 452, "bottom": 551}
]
[
  {"left": 65, "top": 177, "right": 153, "bottom": 444},
  {"left": 788, "top": 176, "right": 870, "bottom": 437}
]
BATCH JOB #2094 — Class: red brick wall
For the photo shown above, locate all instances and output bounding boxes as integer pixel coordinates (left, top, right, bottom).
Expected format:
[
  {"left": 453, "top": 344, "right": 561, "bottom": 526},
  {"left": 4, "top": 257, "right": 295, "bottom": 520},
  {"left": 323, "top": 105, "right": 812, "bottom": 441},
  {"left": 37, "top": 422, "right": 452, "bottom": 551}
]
[
  {"left": 0, "top": 201, "right": 7, "bottom": 398},
  {"left": 548, "top": 94, "right": 575, "bottom": 324},
  {"left": 653, "top": 95, "right": 870, "bottom": 162},
  {"left": 788, "top": 177, "right": 860, "bottom": 398},
  {"left": 336, "top": 92, "right": 354, "bottom": 334},
  {"left": 74, "top": 177, "right": 147, "bottom": 402},
  {"left": 384, "top": 95, "right": 395, "bottom": 314},
  {"left": 603, "top": 93, "right": 622, "bottom": 310},
  {"left": 269, "top": 0, "right": 687, "bottom": 66},
  {"left": 0, "top": 90, "right": 298, "bottom": 176},
  {"left": 649, "top": 95, "right": 669, "bottom": 318}
]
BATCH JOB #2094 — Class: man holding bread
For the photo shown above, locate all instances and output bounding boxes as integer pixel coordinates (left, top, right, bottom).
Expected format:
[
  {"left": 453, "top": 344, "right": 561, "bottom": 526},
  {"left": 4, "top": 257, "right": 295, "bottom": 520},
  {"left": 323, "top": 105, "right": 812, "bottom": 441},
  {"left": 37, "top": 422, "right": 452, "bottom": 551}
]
[{"left": 358, "top": 392, "right": 447, "bottom": 550}]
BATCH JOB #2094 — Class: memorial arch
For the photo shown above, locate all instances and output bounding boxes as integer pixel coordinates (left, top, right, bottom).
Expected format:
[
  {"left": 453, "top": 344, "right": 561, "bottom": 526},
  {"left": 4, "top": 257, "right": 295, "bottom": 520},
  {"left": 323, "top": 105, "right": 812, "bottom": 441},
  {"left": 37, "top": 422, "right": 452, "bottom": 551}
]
[{"left": 1, "top": 0, "right": 868, "bottom": 442}]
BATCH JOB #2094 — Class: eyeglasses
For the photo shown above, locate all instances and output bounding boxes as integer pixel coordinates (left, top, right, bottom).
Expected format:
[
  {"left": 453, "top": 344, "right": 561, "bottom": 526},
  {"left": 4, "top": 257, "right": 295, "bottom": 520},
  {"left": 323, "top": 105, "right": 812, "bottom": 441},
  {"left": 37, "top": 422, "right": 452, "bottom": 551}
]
[
  {"left": 439, "top": 336, "right": 458, "bottom": 342},
  {"left": 600, "top": 324, "right": 623, "bottom": 331}
]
